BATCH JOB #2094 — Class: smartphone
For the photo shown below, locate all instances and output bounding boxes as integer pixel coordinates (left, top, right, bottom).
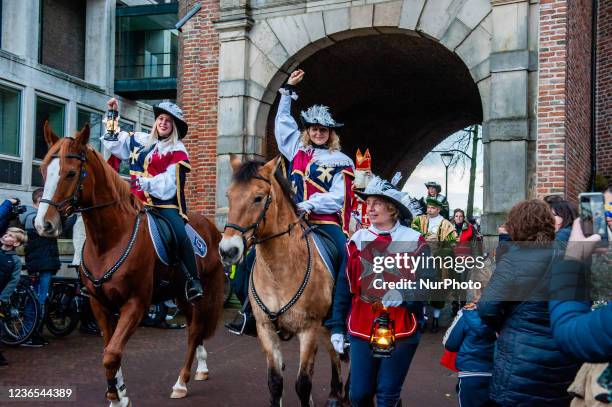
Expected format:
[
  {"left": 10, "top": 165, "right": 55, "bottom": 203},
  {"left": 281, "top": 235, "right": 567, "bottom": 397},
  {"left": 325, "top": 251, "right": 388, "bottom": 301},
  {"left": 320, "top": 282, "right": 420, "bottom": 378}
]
[{"left": 579, "top": 192, "right": 608, "bottom": 240}]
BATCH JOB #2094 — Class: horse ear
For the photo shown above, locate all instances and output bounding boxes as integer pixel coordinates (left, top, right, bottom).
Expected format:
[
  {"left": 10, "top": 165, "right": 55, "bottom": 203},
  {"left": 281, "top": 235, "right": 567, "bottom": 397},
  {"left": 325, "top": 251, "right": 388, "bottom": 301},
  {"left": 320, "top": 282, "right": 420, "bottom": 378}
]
[
  {"left": 260, "top": 158, "right": 278, "bottom": 178},
  {"left": 76, "top": 123, "right": 90, "bottom": 146},
  {"left": 43, "top": 121, "right": 59, "bottom": 148},
  {"left": 229, "top": 153, "right": 242, "bottom": 173}
]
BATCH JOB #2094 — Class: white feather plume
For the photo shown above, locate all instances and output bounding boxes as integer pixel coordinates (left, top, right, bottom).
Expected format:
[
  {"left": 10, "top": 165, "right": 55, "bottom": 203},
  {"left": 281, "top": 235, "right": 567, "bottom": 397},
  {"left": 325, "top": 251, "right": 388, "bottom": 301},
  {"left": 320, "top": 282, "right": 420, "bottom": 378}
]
[{"left": 390, "top": 172, "right": 402, "bottom": 187}]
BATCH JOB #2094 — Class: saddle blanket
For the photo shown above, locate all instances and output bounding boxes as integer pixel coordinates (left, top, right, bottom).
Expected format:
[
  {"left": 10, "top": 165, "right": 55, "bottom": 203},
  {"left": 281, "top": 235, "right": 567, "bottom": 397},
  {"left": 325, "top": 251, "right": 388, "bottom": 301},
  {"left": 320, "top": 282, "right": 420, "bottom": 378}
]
[
  {"left": 311, "top": 232, "right": 336, "bottom": 282},
  {"left": 146, "top": 212, "right": 207, "bottom": 266}
]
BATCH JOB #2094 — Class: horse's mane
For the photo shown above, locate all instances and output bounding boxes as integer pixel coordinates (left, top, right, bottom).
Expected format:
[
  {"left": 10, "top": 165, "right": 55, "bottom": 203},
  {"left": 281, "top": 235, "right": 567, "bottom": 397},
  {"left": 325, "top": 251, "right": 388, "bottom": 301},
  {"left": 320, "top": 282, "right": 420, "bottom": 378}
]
[
  {"left": 233, "top": 159, "right": 298, "bottom": 213},
  {"left": 42, "top": 138, "right": 142, "bottom": 215}
]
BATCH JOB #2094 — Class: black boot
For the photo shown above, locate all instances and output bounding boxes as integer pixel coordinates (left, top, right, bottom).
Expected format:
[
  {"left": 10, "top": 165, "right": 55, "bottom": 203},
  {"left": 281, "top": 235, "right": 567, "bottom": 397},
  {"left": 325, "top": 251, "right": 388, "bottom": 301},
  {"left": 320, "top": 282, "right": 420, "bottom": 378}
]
[
  {"left": 185, "top": 279, "right": 204, "bottom": 302},
  {"left": 431, "top": 317, "right": 439, "bottom": 333},
  {"left": 225, "top": 311, "right": 257, "bottom": 337}
]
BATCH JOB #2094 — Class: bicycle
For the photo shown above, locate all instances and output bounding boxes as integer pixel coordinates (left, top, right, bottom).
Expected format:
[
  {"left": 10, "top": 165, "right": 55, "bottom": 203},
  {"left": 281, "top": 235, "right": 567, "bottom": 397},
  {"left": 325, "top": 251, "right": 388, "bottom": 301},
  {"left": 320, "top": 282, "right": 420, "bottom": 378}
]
[
  {"left": 0, "top": 276, "right": 41, "bottom": 346},
  {"left": 44, "top": 275, "right": 84, "bottom": 337}
]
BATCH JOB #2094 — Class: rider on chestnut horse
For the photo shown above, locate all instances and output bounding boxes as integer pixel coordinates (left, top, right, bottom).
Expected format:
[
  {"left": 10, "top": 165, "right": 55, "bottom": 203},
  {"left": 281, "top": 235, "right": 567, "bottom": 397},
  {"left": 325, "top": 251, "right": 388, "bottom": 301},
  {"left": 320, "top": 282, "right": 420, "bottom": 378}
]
[{"left": 102, "top": 98, "right": 203, "bottom": 302}]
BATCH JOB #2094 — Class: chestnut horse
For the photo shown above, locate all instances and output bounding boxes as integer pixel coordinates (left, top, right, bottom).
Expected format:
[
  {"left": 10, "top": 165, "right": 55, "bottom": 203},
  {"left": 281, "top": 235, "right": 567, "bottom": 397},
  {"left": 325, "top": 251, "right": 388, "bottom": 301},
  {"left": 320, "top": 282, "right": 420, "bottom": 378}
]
[
  {"left": 35, "top": 123, "right": 224, "bottom": 406},
  {"left": 219, "top": 156, "right": 344, "bottom": 406}
]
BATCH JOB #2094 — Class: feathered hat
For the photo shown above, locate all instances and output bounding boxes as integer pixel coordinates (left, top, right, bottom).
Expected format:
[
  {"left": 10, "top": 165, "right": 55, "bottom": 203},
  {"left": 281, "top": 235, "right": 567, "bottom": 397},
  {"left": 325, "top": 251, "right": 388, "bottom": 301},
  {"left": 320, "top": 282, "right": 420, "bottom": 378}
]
[
  {"left": 300, "top": 105, "right": 343, "bottom": 128},
  {"left": 355, "top": 172, "right": 413, "bottom": 222},
  {"left": 424, "top": 181, "right": 442, "bottom": 194}
]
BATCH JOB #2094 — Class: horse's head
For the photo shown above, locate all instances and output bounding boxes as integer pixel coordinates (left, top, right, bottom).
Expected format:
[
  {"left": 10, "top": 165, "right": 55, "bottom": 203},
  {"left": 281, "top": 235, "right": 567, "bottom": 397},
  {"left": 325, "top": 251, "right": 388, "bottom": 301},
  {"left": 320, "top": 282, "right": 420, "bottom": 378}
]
[
  {"left": 219, "top": 155, "right": 282, "bottom": 265},
  {"left": 35, "top": 122, "right": 91, "bottom": 237}
]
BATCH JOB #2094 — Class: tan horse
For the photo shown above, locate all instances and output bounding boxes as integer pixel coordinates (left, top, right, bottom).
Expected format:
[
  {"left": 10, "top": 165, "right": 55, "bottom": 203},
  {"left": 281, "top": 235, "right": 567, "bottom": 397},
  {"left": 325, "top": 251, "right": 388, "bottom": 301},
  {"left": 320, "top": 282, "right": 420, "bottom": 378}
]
[
  {"left": 219, "top": 156, "right": 344, "bottom": 406},
  {"left": 36, "top": 123, "right": 224, "bottom": 406}
]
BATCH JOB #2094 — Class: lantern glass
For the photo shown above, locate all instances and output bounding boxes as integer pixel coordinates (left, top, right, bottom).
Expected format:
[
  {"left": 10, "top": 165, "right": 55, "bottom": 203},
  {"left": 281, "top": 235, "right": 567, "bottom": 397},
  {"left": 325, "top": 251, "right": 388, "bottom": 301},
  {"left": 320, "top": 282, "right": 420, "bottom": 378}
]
[
  {"left": 369, "top": 311, "right": 396, "bottom": 358},
  {"left": 440, "top": 152, "right": 454, "bottom": 167},
  {"left": 104, "top": 109, "right": 119, "bottom": 141}
]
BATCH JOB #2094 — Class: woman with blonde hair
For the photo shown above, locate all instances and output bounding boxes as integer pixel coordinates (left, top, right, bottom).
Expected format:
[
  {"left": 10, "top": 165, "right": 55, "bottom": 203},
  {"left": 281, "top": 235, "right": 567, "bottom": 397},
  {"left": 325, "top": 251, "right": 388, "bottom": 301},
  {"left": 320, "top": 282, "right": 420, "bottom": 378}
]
[{"left": 102, "top": 98, "right": 203, "bottom": 302}]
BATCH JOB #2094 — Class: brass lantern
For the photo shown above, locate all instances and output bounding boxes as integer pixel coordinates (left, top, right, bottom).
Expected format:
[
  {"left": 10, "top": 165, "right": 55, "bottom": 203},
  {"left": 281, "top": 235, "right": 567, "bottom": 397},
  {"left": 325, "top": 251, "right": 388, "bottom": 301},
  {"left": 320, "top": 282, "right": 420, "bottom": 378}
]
[
  {"left": 369, "top": 310, "right": 396, "bottom": 358},
  {"left": 103, "top": 109, "right": 119, "bottom": 141}
]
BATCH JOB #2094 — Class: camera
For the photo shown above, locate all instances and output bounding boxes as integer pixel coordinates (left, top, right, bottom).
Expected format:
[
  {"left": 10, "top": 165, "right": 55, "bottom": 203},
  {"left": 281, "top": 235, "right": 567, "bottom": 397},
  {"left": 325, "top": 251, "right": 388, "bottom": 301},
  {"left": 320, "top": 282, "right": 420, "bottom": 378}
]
[{"left": 9, "top": 198, "right": 26, "bottom": 219}]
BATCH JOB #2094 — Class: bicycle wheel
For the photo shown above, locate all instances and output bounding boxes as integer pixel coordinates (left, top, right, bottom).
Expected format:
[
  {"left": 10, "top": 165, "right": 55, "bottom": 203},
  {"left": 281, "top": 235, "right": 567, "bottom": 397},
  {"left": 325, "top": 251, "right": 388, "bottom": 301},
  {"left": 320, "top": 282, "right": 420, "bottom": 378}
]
[
  {"left": 0, "top": 282, "right": 40, "bottom": 346},
  {"left": 45, "top": 289, "right": 80, "bottom": 337}
]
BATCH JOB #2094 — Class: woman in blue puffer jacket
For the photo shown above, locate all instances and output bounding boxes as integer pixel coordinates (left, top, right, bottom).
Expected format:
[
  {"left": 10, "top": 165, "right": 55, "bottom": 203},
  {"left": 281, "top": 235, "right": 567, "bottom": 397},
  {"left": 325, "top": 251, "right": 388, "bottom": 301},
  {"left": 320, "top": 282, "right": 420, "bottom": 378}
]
[{"left": 479, "top": 200, "right": 581, "bottom": 406}]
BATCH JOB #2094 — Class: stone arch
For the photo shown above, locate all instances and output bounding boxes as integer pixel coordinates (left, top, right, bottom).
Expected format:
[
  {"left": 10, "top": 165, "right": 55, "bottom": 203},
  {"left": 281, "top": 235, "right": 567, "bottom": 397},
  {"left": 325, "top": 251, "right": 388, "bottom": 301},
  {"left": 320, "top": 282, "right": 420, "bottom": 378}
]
[
  {"left": 250, "top": 1, "right": 493, "bottom": 143},
  {"left": 215, "top": 0, "right": 537, "bottom": 235}
]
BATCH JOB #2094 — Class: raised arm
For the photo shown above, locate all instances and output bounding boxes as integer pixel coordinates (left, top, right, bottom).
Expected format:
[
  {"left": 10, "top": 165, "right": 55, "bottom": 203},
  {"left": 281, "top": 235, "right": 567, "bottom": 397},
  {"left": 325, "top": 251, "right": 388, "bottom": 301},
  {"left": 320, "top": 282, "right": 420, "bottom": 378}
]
[
  {"left": 100, "top": 98, "right": 131, "bottom": 160},
  {"left": 275, "top": 70, "right": 304, "bottom": 160}
]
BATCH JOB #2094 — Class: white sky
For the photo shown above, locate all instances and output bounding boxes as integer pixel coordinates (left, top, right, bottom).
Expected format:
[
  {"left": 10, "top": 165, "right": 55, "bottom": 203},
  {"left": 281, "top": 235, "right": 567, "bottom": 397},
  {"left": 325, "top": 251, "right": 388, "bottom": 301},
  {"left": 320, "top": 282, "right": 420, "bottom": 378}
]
[{"left": 402, "top": 127, "right": 484, "bottom": 214}]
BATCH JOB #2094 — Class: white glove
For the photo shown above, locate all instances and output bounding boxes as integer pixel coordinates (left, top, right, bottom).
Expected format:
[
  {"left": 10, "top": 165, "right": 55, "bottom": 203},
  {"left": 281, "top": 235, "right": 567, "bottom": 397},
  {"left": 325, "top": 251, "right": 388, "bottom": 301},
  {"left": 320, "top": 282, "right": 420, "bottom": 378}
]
[
  {"left": 330, "top": 333, "right": 345, "bottom": 355},
  {"left": 135, "top": 176, "right": 150, "bottom": 192},
  {"left": 381, "top": 289, "right": 403, "bottom": 308},
  {"left": 297, "top": 201, "right": 313, "bottom": 215}
]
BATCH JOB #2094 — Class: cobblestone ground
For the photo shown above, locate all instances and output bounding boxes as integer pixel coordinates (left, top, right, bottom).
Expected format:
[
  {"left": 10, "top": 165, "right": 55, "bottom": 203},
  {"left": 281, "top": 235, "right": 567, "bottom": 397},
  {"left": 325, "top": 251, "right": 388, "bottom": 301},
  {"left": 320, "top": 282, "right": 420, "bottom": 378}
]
[{"left": 0, "top": 310, "right": 456, "bottom": 406}]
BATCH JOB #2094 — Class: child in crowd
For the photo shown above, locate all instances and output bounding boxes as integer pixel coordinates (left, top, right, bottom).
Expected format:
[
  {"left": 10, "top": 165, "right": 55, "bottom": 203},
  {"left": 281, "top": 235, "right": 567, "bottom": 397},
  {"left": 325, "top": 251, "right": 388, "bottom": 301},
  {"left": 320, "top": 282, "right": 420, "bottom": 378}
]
[
  {"left": 0, "top": 227, "right": 27, "bottom": 366},
  {"left": 443, "top": 289, "right": 496, "bottom": 407}
]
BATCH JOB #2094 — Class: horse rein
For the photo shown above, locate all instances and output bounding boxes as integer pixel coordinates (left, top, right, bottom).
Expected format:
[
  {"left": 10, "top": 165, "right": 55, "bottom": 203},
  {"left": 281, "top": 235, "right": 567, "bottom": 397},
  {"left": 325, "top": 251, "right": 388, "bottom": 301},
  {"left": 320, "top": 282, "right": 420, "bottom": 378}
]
[{"left": 39, "top": 150, "right": 116, "bottom": 218}]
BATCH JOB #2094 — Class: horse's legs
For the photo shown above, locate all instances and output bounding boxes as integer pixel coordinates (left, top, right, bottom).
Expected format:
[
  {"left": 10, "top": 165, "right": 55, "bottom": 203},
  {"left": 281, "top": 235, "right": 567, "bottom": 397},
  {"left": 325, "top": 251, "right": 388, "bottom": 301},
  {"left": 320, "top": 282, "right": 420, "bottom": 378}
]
[
  {"left": 89, "top": 296, "right": 115, "bottom": 347},
  {"left": 321, "top": 329, "right": 344, "bottom": 406},
  {"left": 170, "top": 300, "right": 205, "bottom": 399},
  {"left": 103, "top": 297, "right": 146, "bottom": 407},
  {"left": 258, "top": 322, "right": 284, "bottom": 407},
  {"left": 296, "top": 328, "right": 319, "bottom": 407},
  {"left": 89, "top": 297, "right": 129, "bottom": 405},
  {"left": 195, "top": 344, "right": 209, "bottom": 381}
]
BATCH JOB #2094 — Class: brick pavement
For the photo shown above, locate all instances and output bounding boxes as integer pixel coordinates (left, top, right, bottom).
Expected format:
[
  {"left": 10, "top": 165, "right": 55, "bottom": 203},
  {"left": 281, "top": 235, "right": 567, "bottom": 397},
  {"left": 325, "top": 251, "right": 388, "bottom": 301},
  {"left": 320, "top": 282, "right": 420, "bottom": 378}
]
[{"left": 0, "top": 310, "right": 455, "bottom": 406}]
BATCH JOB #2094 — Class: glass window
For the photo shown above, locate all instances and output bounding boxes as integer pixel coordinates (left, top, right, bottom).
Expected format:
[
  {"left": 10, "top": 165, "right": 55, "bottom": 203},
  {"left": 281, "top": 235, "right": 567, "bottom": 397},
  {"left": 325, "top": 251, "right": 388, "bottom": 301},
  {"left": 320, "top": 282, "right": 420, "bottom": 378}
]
[
  {"left": 33, "top": 97, "right": 65, "bottom": 186},
  {"left": 34, "top": 97, "right": 65, "bottom": 159},
  {"left": 77, "top": 109, "right": 103, "bottom": 151},
  {"left": 0, "top": 85, "right": 21, "bottom": 157},
  {"left": 115, "top": 12, "right": 178, "bottom": 80}
]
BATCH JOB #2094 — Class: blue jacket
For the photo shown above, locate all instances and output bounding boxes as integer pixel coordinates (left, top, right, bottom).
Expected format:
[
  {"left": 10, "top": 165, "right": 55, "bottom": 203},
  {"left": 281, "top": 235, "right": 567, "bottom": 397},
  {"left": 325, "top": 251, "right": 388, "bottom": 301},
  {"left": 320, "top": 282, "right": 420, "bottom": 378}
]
[
  {"left": 0, "top": 199, "right": 13, "bottom": 236},
  {"left": 479, "top": 246, "right": 581, "bottom": 406},
  {"left": 0, "top": 249, "right": 21, "bottom": 302},
  {"left": 549, "top": 260, "right": 612, "bottom": 363},
  {"left": 443, "top": 307, "right": 495, "bottom": 376}
]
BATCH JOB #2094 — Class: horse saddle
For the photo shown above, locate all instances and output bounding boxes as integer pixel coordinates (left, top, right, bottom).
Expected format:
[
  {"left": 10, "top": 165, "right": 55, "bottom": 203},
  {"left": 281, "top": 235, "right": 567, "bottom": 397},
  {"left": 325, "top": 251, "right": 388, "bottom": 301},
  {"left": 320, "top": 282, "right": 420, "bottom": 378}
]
[
  {"left": 309, "top": 226, "right": 339, "bottom": 281},
  {"left": 145, "top": 210, "right": 207, "bottom": 267}
]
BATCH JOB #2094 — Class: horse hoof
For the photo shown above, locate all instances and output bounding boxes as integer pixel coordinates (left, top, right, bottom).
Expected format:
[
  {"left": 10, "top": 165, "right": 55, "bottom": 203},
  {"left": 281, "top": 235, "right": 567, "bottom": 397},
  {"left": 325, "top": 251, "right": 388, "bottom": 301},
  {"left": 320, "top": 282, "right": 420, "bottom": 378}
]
[
  {"left": 195, "top": 371, "right": 209, "bottom": 381},
  {"left": 170, "top": 388, "right": 187, "bottom": 399}
]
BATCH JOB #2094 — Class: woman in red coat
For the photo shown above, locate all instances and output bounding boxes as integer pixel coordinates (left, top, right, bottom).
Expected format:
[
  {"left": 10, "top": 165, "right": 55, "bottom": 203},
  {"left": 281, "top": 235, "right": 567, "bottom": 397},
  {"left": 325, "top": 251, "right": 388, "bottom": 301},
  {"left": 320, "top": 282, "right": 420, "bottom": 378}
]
[{"left": 330, "top": 173, "right": 427, "bottom": 406}]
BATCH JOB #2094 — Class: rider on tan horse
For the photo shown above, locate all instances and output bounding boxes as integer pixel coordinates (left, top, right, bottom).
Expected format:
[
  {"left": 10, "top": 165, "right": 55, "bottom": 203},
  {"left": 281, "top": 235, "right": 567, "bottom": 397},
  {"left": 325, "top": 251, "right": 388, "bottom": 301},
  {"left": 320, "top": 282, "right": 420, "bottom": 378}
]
[
  {"left": 102, "top": 98, "right": 203, "bottom": 302},
  {"left": 225, "top": 69, "right": 355, "bottom": 336}
]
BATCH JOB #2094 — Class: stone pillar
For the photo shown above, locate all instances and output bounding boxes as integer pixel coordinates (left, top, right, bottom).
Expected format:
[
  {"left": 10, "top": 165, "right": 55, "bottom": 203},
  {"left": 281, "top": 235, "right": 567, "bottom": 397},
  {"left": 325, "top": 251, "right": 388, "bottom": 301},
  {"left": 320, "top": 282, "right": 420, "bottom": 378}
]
[
  {"left": 213, "top": 3, "right": 256, "bottom": 228},
  {"left": 85, "top": 0, "right": 115, "bottom": 91},
  {"left": 481, "top": 0, "right": 536, "bottom": 236},
  {"left": 1, "top": 0, "right": 40, "bottom": 60},
  {"left": 21, "top": 87, "right": 36, "bottom": 186}
]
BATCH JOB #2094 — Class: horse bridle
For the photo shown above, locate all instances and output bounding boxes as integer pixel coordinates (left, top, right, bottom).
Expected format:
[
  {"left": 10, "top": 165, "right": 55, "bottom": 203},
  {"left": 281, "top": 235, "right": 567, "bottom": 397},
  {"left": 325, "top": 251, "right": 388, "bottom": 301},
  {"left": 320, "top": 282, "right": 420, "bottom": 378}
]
[
  {"left": 39, "top": 149, "right": 116, "bottom": 218},
  {"left": 223, "top": 173, "right": 311, "bottom": 338}
]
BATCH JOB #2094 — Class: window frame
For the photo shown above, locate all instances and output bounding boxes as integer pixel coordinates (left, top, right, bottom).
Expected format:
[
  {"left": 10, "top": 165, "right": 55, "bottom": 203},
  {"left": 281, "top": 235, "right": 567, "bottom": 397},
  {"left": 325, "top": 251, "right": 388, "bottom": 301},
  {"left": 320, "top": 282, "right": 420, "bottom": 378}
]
[
  {"left": 31, "top": 93, "right": 67, "bottom": 186},
  {"left": 0, "top": 81, "right": 24, "bottom": 162},
  {"left": 76, "top": 105, "right": 104, "bottom": 152}
]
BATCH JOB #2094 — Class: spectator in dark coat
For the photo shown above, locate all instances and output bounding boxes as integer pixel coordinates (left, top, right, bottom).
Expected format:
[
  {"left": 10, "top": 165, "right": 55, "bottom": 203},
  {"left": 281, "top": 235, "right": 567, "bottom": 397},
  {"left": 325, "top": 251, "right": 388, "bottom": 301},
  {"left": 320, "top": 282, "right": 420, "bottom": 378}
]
[
  {"left": 549, "top": 218, "right": 611, "bottom": 363},
  {"left": 544, "top": 197, "right": 577, "bottom": 243},
  {"left": 0, "top": 198, "right": 19, "bottom": 236},
  {"left": 479, "top": 200, "right": 581, "bottom": 406}
]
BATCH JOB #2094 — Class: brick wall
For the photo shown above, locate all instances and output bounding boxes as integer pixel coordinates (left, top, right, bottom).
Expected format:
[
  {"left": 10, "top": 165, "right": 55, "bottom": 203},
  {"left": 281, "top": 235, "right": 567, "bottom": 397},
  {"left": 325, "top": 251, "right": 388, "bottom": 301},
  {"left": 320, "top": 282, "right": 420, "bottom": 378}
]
[
  {"left": 596, "top": 1, "right": 612, "bottom": 182},
  {"left": 537, "top": 0, "right": 594, "bottom": 201},
  {"left": 40, "top": 0, "right": 85, "bottom": 78},
  {"left": 537, "top": 0, "right": 569, "bottom": 198},
  {"left": 178, "top": 0, "right": 219, "bottom": 216},
  {"left": 565, "top": 0, "right": 592, "bottom": 199}
]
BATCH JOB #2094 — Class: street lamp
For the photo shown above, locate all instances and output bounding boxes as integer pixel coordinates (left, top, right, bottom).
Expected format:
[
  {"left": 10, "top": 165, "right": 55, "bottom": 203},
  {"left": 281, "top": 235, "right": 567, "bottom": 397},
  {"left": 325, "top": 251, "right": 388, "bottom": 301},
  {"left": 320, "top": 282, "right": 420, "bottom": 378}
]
[{"left": 440, "top": 152, "right": 454, "bottom": 197}]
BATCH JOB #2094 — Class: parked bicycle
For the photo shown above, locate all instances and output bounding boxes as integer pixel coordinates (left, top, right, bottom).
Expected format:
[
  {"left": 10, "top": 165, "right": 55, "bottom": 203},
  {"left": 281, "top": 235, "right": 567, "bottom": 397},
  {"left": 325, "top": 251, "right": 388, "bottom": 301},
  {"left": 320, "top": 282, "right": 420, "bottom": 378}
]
[
  {"left": 44, "top": 275, "right": 84, "bottom": 337},
  {"left": 0, "top": 276, "right": 40, "bottom": 346}
]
